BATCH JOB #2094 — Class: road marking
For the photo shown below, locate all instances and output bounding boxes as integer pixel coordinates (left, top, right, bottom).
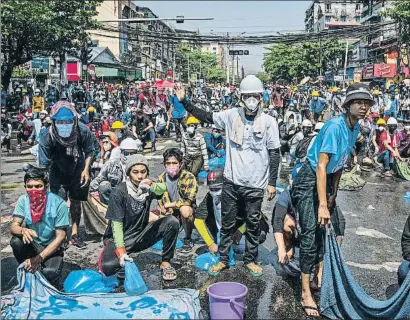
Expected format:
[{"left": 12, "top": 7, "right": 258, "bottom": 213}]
[
  {"left": 355, "top": 227, "right": 394, "bottom": 240},
  {"left": 367, "top": 205, "right": 376, "bottom": 210},
  {"left": 346, "top": 261, "right": 401, "bottom": 272}
]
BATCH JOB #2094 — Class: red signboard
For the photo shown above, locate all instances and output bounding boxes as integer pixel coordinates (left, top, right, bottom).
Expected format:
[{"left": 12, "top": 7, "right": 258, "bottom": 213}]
[
  {"left": 67, "top": 62, "right": 80, "bottom": 81},
  {"left": 373, "top": 63, "right": 396, "bottom": 78},
  {"left": 362, "top": 65, "right": 374, "bottom": 80}
]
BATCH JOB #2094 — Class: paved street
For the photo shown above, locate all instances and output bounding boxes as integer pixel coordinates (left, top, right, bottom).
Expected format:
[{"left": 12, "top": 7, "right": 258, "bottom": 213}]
[{"left": 1, "top": 137, "right": 409, "bottom": 319}]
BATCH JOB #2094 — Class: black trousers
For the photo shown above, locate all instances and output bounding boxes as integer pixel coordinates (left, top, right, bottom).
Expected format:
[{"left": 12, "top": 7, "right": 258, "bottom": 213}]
[
  {"left": 1, "top": 136, "right": 11, "bottom": 150},
  {"left": 10, "top": 236, "right": 64, "bottom": 286},
  {"left": 171, "top": 118, "right": 186, "bottom": 139},
  {"left": 100, "top": 215, "right": 179, "bottom": 278},
  {"left": 219, "top": 178, "right": 264, "bottom": 265},
  {"left": 17, "top": 131, "right": 30, "bottom": 144}
]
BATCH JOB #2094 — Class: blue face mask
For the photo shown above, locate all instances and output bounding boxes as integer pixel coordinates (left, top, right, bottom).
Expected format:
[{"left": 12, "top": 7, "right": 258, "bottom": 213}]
[
  {"left": 213, "top": 133, "right": 221, "bottom": 139},
  {"left": 55, "top": 123, "right": 74, "bottom": 138}
]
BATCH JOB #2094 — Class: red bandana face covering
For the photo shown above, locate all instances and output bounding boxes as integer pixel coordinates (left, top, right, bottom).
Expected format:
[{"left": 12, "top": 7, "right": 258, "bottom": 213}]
[{"left": 27, "top": 189, "right": 47, "bottom": 223}]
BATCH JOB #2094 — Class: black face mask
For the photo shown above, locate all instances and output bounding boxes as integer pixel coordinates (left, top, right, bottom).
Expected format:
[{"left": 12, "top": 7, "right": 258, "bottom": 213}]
[{"left": 388, "top": 125, "right": 397, "bottom": 133}]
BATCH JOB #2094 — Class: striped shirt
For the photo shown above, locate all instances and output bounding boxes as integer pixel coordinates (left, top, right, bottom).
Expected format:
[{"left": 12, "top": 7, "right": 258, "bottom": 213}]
[{"left": 181, "top": 132, "right": 209, "bottom": 169}]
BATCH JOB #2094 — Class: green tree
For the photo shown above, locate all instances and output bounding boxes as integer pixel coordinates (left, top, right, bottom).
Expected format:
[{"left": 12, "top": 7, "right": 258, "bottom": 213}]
[
  {"left": 386, "top": 0, "right": 410, "bottom": 45},
  {"left": 175, "top": 44, "right": 220, "bottom": 82},
  {"left": 1, "top": 0, "right": 103, "bottom": 89},
  {"left": 206, "top": 67, "right": 226, "bottom": 83},
  {"left": 263, "top": 39, "right": 346, "bottom": 83},
  {"left": 256, "top": 72, "right": 271, "bottom": 83}
]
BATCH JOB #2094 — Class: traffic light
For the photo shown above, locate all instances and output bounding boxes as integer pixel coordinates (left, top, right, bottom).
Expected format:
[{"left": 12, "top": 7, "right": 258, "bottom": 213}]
[{"left": 176, "top": 15, "right": 184, "bottom": 23}]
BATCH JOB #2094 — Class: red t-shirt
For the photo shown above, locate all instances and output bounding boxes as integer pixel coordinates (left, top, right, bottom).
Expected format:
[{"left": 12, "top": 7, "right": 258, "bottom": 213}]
[{"left": 378, "top": 130, "right": 399, "bottom": 154}]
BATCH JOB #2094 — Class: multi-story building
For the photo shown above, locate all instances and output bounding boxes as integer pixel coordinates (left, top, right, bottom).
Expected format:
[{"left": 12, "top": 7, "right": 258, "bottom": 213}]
[
  {"left": 200, "top": 42, "right": 224, "bottom": 68},
  {"left": 305, "top": 0, "right": 363, "bottom": 33}
]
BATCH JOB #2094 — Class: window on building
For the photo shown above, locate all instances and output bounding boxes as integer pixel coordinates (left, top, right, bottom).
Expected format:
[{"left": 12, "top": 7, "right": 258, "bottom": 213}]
[
  {"left": 325, "top": 15, "right": 331, "bottom": 22},
  {"left": 356, "top": 4, "right": 361, "bottom": 10},
  {"left": 341, "top": 16, "right": 346, "bottom": 22},
  {"left": 355, "top": 16, "right": 361, "bottom": 22},
  {"left": 325, "top": 3, "right": 331, "bottom": 12}
]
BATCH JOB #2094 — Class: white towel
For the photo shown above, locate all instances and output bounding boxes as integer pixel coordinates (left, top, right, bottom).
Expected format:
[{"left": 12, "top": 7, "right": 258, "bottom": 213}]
[{"left": 231, "top": 106, "right": 266, "bottom": 146}]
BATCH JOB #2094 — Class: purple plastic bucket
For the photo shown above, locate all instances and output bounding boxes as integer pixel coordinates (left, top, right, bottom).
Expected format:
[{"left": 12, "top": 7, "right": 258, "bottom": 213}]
[{"left": 207, "top": 282, "right": 248, "bottom": 319}]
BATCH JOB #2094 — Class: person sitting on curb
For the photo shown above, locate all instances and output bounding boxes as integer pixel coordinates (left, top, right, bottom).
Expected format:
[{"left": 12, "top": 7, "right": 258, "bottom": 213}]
[
  {"left": 90, "top": 138, "right": 140, "bottom": 205},
  {"left": 376, "top": 117, "right": 402, "bottom": 177},
  {"left": 157, "top": 148, "right": 198, "bottom": 254},
  {"left": 99, "top": 154, "right": 180, "bottom": 282},
  {"left": 399, "top": 214, "right": 410, "bottom": 285},
  {"left": 204, "top": 125, "right": 226, "bottom": 159},
  {"left": 181, "top": 116, "right": 209, "bottom": 177},
  {"left": 10, "top": 165, "right": 69, "bottom": 288},
  {"left": 132, "top": 109, "right": 156, "bottom": 152}
]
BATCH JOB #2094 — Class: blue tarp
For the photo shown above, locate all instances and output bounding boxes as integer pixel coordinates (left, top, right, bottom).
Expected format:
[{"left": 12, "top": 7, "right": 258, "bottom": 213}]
[
  {"left": 1, "top": 265, "right": 201, "bottom": 319},
  {"left": 320, "top": 230, "right": 410, "bottom": 319}
]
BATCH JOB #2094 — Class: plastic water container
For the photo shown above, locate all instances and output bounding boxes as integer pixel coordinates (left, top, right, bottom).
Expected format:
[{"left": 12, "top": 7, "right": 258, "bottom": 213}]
[{"left": 207, "top": 282, "right": 248, "bottom": 319}]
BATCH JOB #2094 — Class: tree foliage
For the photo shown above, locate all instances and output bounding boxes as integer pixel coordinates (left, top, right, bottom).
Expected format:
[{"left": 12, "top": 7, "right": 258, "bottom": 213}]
[
  {"left": 255, "top": 72, "right": 271, "bottom": 83},
  {"left": 175, "top": 43, "right": 225, "bottom": 82},
  {"left": 263, "top": 39, "right": 346, "bottom": 83},
  {"left": 386, "top": 0, "right": 410, "bottom": 45},
  {"left": 1, "top": 0, "right": 103, "bottom": 88}
]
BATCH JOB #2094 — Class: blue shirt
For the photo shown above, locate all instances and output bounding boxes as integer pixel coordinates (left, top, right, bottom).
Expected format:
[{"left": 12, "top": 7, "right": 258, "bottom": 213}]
[
  {"left": 307, "top": 114, "right": 360, "bottom": 174},
  {"left": 13, "top": 192, "right": 69, "bottom": 245},
  {"left": 309, "top": 97, "right": 327, "bottom": 113},
  {"left": 263, "top": 90, "right": 270, "bottom": 102},
  {"left": 170, "top": 95, "right": 186, "bottom": 119}
]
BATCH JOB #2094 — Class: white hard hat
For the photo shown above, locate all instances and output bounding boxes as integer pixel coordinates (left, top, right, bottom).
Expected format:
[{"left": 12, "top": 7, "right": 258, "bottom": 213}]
[
  {"left": 268, "top": 104, "right": 274, "bottom": 110},
  {"left": 34, "top": 88, "right": 41, "bottom": 93},
  {"left": 40, "top": 110, "right": 48, "bottom": 115},
  {"left": 387, "top": 117, "right": 398, "bottom": 125},
  {"left": 120, "top": 137, "right": 139, "bottom": 150},
  {"left": 314, "top": 122, "right": 325, "bottom": 131},
  {"left": 404, "top": 125, "right": 410, "bottom": 130},
  {"left": 302, "top": 119, "right": 313, "bottom": 127},
  {"left": 129, "top": 99, "right": 135, "bottom": 105},
  {"left": 25, "top": 112, "right": 33, "bottom": 117},
  {"left": 240, "top": 75, "right": 264, "bottom": 94}
]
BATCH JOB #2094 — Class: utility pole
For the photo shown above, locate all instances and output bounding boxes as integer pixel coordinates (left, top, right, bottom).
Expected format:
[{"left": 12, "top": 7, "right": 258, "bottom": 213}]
[
  {"left": 226, "top": 32, "right": 230, "bottom": 84},
  {"left": 172, "top": 49, "right": 176, "bottom": 82},
  {"left": 232, "top": 53, "right": 235, "bottom": 85},
  {"left": 343, "top": 39, "right": 349, "bottom": 89},
  {"left": 188, "top": 53, "right": 190, "bottom": 83},
  {"left": 236, "top": 56, "right": 239, "bottom": 81}
]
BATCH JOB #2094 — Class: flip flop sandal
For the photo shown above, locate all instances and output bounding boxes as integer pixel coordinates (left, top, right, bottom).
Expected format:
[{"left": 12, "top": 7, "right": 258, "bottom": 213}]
[
  {"left": 301, "top": 305, "right": 320, "bottom": 317},
  {"left": 208, "top": 262, "right": 229, "bottom": 277},
  {"left": 244, "top": 264, "right": 263, "bottom": 278},
  {"left": 161, "top": 266, "right": 177, "bottom": 281}
]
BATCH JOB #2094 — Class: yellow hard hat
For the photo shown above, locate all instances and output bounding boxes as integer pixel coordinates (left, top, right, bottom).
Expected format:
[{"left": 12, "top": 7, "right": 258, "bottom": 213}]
[
  {"left": 332, "top": 87, "right": 339, "bottom": 93},
  {"left": 111, "top": 120, "right": 124, "bottom": 130},
  {"left": 186, "top": 116, "right": 200, "bottom": 125},
  {"left": 312, "top": 91, "right": 320, "bottom": 97},
  {"left": 373, "top": 89, "right": 380, "bottom": 96},
  {"left": 87, "top": 106, "right": 96, "bottom": 113},
  {"left": 376, "top": 118, "right": 386, "bottom": 126}
]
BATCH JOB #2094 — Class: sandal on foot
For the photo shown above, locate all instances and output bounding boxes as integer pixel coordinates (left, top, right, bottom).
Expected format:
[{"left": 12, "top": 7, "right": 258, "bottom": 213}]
[
  {"left": 208, "top": 262, "right": 229, "bottom": 277},
  {"left": 244, "top": 264, "right": 263, "bottom": 278},
  {"left": 161, "top": 266, "right": 177, "bottom": 281},
  {"left": 301, "top": 305, "right": 320, "bottom": 317}
]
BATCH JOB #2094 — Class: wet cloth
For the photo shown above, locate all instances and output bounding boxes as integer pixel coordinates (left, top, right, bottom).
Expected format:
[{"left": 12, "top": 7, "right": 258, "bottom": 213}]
[
  {"left": 1, "top": 265, "right": 201, "bottom": 319},
  {"left": 320, "top": 229, "right": 410, "bottom": 319},
  {"left": 392, "top": 159, "right": 410, "bottom": 181},
  {"left": 338, "top": 165, "right": 367, "bottom": 191}
]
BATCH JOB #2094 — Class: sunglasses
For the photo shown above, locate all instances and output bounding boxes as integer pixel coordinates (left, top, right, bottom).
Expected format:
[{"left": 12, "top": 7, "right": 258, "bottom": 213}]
[{"left": 122, "top": 150, "right": 139, "bottom": 156}]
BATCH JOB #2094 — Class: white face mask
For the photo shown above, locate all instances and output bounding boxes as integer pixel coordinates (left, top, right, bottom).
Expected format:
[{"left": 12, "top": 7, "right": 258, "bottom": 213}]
[
  {"left": 289, "top": 119, "right": 294, "bottom": 125},
  {"left": 187, "top": 126, "right": 195, "bottom": 135},
  {"left": 378, "top": 126, "right": 385, "bottom": 131},
  {"left": 244, "top": 97, "right": 260, "bottom": 112},
  {"left": 55, "top": 123, "right": 74, "bottom": 138},
  {"left": 103, "top": 143, "right": 112, "bottom": 151}
]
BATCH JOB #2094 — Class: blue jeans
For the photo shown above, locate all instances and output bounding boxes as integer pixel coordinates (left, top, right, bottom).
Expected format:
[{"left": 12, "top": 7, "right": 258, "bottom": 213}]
[
  {"left": 142, "top": 128, "right": 156, "bottom": 143},
  {"left": 377, "top": 150, "right": 391, "bottom": 170},
  {"left": 398, "top": 260, "right": 410, "bottom": 285}
]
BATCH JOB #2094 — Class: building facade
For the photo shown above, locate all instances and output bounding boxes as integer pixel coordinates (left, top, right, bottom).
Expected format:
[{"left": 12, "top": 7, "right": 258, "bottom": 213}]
[
  {"left": 200, "top": 42, "right": 224, "bottom": 68},
  {"left": 305, "top": 0, "right": 363, "bottom": 33}
]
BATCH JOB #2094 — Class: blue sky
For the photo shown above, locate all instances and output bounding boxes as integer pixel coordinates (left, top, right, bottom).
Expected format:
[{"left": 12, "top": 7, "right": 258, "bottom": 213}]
[{"left": 142, "top": 1, "right": 309, "bottom": 73}]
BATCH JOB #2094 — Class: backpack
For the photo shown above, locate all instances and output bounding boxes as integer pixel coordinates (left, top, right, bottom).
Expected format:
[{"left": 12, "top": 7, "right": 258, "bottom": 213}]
[{"left": 295, "top": 136, "right": 314, "bottom": 159}]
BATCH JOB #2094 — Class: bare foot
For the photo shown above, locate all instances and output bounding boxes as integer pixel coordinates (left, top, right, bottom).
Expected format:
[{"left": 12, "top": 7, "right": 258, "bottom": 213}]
[{"left": 301, "top": 294, "right": 320, "bottom": 317}]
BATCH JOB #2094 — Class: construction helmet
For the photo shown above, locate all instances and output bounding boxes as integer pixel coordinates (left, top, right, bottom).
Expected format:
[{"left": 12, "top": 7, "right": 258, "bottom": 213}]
[
  {"left": 312, "top": 91, "right": 320, "bottom": 97},
  {"left": 373, "top": 89, "right": 380, "bottom": 96},
  {"left": 386, "top": 117, "right": 398, "bottom": 125},
  {"left": 120, "top": 137, "right": 139, "bottom": 150},
  {"left": 314, "top": 122, "right": 325, "bottom": 131},
  {"left": 186, "top": 116, "right": 200, "bottom": 126},
  {"left": 376, "top": 118, "right": 386, "bottom": 126},
  {"left": 239, "top": 75, "right": 264, "bottom": 94},
  {"left": 111, "top": 120, "right": 124, "bottom": 130},
  {"left": 302, "top": 119, "right": 313, "bottom": 127},
  {"left": 87, "top": 106, "right": 96, "bottom": 113}
]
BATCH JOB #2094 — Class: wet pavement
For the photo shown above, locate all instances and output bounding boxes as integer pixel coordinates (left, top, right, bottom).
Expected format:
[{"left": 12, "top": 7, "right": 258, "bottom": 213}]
[{"left": 1, "top": 137, "right": 409, "bottom": 319}]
